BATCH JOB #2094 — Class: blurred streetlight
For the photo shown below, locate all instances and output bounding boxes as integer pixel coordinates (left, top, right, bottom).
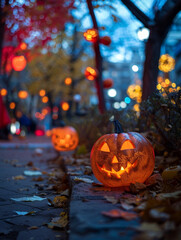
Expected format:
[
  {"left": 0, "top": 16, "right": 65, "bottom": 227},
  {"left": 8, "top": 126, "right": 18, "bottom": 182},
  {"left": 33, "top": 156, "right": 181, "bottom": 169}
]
[
  {"left": 132, "top": 65, "right": 139, "bottom": 72},
  {"left": 137, "top": 27, "right": 150, "bottom": 41},
  {"left": 113, "top": 102, "right": 120, "bottom": 109},
  {"left": 120, "top": 101, "right": 127, "bottom": 109},
  {"left": 108, "top": 88, "right": 117, "bottom": 97}
]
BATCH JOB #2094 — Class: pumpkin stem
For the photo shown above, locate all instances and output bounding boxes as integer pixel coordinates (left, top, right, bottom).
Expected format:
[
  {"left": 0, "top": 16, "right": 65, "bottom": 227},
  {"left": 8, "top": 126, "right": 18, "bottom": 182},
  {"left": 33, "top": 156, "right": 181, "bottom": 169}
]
[{"left": 113, "top": 120, "right": 124, "bottom": 133}]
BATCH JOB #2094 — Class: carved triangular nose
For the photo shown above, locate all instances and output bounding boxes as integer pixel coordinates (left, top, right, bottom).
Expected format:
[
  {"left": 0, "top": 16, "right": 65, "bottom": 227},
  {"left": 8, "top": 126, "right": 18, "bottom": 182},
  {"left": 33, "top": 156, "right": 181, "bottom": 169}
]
[{"left": 111, "top": 155, "right": 118, "bottom": 164}]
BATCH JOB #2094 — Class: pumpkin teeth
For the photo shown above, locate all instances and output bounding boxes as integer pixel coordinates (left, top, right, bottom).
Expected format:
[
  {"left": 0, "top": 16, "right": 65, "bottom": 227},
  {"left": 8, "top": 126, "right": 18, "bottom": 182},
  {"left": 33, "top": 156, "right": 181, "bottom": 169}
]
[
  {"left": 111, "top": 168, "right": 117, "bottom": 173},
  {"left": 127, "top": 162, "right": 132, "bottom": 168},
  {"left": 132, "top": 160, "right": 138, "bottom": 168}
]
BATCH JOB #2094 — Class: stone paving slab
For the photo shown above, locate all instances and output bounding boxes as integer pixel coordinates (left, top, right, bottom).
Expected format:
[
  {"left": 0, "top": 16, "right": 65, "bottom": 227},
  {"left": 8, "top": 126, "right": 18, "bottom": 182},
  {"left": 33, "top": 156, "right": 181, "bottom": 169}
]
[{"left": 69, "top": 177, "right": 139, "bottom": 240}]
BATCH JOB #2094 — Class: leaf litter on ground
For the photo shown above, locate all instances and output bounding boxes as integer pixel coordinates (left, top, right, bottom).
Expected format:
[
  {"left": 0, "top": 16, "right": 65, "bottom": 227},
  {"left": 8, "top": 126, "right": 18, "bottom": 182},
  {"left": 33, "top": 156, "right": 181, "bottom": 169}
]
[
  {"left": 11, "top": 195, "right": 46, "bottom": 202},
  {"left": 48, "top": 212, "right": 68, "bottom": 229},
  {"left": 24, "top": 170, "right": 42, "bottom": 176},
  {"left": 102, "top": 209, "right": 138, "bottom": 220}
]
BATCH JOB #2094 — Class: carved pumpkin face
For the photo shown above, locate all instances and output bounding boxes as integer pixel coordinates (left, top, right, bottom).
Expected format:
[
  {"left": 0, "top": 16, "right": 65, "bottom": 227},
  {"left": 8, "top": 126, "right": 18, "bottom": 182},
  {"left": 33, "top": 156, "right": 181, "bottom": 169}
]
[
  {"left": 51, "top": 126, "right": 79, "bottom": 151},
  {"left": 91, "top": 132, "right": 155, "bottom": 187}
]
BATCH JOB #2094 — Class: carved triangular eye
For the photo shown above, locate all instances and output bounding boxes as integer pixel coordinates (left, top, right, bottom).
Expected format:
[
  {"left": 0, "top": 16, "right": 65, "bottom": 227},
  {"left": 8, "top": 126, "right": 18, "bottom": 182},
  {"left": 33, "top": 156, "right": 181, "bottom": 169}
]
[
  {"left": 112, "top": 155, "right": 118, "bottom": 164},
  {"left": 99, "top": 142, "right": 110, "bottom": 152},
  {"left": 121, "top": 140, "right": 135, "bottom": 150}
]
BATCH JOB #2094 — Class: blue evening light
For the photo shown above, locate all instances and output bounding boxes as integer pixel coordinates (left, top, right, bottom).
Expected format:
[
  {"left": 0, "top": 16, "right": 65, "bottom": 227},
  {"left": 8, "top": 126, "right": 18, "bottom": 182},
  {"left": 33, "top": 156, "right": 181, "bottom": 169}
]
[{"left": 125, "top": 97, "right": 131, "bottom": 104}]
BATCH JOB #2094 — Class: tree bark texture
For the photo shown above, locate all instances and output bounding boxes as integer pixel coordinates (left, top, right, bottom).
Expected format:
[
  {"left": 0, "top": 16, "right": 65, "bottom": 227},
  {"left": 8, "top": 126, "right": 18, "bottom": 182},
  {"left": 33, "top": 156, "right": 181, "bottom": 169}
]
[
  {"left": 121, "top": 0, "right": 181, "bottom": 100},
  {"left": 86, "top": 0, "right": 106, "bottom": 114}
]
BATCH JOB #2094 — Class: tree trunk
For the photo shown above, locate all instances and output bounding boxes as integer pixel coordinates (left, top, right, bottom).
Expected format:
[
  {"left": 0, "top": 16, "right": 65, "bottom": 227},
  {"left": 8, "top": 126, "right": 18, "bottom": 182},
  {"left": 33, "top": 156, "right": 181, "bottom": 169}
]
[
  {"left": 142, "top": 27, "right": 162, "bottom": 100},
  {"left": 121, "top": 0, "right": 181, "bottom": 100},
  {"left": 86, "top": 0, "right": 106, "bottom": 114}
]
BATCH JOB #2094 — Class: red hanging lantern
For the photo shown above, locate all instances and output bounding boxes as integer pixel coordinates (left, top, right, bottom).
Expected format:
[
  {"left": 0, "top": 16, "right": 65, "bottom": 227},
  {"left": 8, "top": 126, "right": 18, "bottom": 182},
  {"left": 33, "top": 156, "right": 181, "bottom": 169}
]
[
  {"left": 83, "top": 29, "right": 99, "bottom": 43},
  {"left": 85, "top": 67, "right": 98, "bottom": 81},
  {"left": 100, "top": 36, "right": 111, "bottom": 46},
  {"left": 103, "top": 78, "right": 113, "bottom": 89},
  {"left": 12, "top": 56, "right": 27, "bottom": 71}
]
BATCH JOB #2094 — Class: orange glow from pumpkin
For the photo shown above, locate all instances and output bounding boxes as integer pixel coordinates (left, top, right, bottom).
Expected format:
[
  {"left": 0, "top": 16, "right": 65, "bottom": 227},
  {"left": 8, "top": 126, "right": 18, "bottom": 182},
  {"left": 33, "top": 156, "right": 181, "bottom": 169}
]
[
  {"left": 12, "top": 56, "right": 27, "bottom": 71},
  {"left": 0, "top": 88, "right": 7, "bottom": 96},
  {"left": 83, "top": 29, "right": 99, "bottom": 43},
  {"left": 61, "top": 102, "right": 69, "bottom": 111},
  {"left": 51, "top": 126, "right": 79, "bottom": 151},
  {"left": 18, "top": 90, "right": 28, "bottom": 99},
  {"left": 64, "top": 77, "right": 72, "bottom": 85},
  {"left": 39, "top": 89, "right": 46, "bottom": 97},
  {"left": 20, "top": 42, "right": 27, "bottom": 50},
  {"left": 90, "top": 126, "right": 155, "bottom": 187},
  {"left": 9, "top": 102, "right": 16, "bottom": 109},
  {"left": 85, "top": 67, "right": 97, "bottom": 81},
  {"left": 42, "top": 96, "right": 48, "bottom": 103},
  {"left": 121, "top": 140, "right": 135, "bottom": 150}
]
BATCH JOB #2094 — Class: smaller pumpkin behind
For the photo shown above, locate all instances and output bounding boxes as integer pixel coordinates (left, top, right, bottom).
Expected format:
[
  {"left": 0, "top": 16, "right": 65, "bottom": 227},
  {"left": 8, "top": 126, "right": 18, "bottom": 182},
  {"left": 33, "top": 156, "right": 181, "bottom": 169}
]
[{"left": 51, "top": 121, "right": 79, "bottom": 152}]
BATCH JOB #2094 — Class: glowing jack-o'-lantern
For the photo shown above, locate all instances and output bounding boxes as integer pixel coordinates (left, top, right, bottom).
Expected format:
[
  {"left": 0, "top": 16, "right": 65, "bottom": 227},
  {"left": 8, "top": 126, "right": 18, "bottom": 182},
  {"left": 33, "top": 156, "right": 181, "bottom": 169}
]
[
  {"left": 90, "top": 120, "right": 155, "bottom": 187},
  {"left": 83, "top": 29, "right": 99, "bottom": 43},
  {"left": 12, "top": 56, "right": 27, "bottom": 71},
  {"left": 51, "top": 122, "right": 79, "bottom": 151}
]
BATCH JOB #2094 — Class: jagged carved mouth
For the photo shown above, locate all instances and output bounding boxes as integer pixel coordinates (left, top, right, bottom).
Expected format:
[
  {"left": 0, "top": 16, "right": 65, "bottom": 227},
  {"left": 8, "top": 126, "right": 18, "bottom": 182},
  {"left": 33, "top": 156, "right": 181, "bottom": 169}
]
[
  {"left": 54, "top": 139, "right": 76, "bottom": 148},
  {"left": 97, "top": 160, "right": 138, "bottom": 179}
]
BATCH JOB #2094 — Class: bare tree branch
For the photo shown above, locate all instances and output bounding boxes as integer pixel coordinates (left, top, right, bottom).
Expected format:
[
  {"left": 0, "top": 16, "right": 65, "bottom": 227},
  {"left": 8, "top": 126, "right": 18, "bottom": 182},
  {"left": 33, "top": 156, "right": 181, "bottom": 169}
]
[
  {"left": 156, "top": 0, "right": 181, "bottom": 27},
  {"left": 120, "top": 0, "right": 153, "bottom": 28}
]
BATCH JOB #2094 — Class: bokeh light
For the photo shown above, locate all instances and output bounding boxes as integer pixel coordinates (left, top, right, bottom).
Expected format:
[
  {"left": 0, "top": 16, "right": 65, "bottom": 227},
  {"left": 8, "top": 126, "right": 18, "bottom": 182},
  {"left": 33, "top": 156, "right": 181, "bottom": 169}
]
[{"left": 108, "top": 88, "right": 117, "bottom": 97}]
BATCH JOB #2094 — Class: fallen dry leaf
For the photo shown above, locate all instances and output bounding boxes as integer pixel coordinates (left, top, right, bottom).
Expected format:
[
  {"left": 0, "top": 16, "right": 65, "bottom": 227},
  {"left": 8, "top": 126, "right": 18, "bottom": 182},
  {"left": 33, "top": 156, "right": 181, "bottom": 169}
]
[
  {"left": 135, "top": 222, "right": 163, "bottom": 239},
  {"left": 145, "top": 174, "right": 163, "bottom": 186},
  {"left": 12, "top": 175, "right": 26, "bottom": 180},
  {"left": 120, "top": 202, "right": 134, "bottom": 211},
  {"left": 149, "top": 208, "right": 169, "bottom": 221},
  {"left": 130, "top": 182, "right": 146, "bottom": 193},
  {"left": 32, "top": 176, "right": 44, "bottom": 182},
  {"left": 121, "top": 194, "right": 143, "bottom": 205},
  {"left": 74, "top": 177, "right": 93, "bottom": 184},
  {"left": 28, "top": 226, "right": 39, "bottom": 230},
  {"left": 27, "top": 161, "right": 33, "bottom": 167},
  {"left": 48, "top": 212, "right": 68, "bottom": 229},
  {"left": 104, "top": 195, "right": 118, "bottom": 204},
  {"left": 61, "top": 189, "right": 69, "bottom": 197},
  {"left": 24, "top": 170, "right": 42, "bottom": 176},
  {"left": 157, "top": 191, "right": 181, "bottom": 200},
  {"left": 102, "top": 209, "right": 137, "bottom": 220},
  {"left": 15, "top": 211, "right": 36, "bottom": 216},
  {"left": 11, "top": 195, "right": 46, "bottom": 202},
  {"left": 53, "top": 196, "right": 68, "bottom": 208}
]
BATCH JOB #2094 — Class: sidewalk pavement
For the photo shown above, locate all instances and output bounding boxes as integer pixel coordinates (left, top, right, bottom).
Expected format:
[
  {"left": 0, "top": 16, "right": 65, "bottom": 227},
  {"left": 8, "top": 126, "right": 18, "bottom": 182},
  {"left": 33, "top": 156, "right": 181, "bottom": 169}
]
[
  {"left": 0, "top": 136, "right": 141, "bottom": 240},
  {"left": 66, "top": 157, "right": 140, "bottom": 240},
  {"left": 0, "top": 136, "right": 68, "bottom": 240}
]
